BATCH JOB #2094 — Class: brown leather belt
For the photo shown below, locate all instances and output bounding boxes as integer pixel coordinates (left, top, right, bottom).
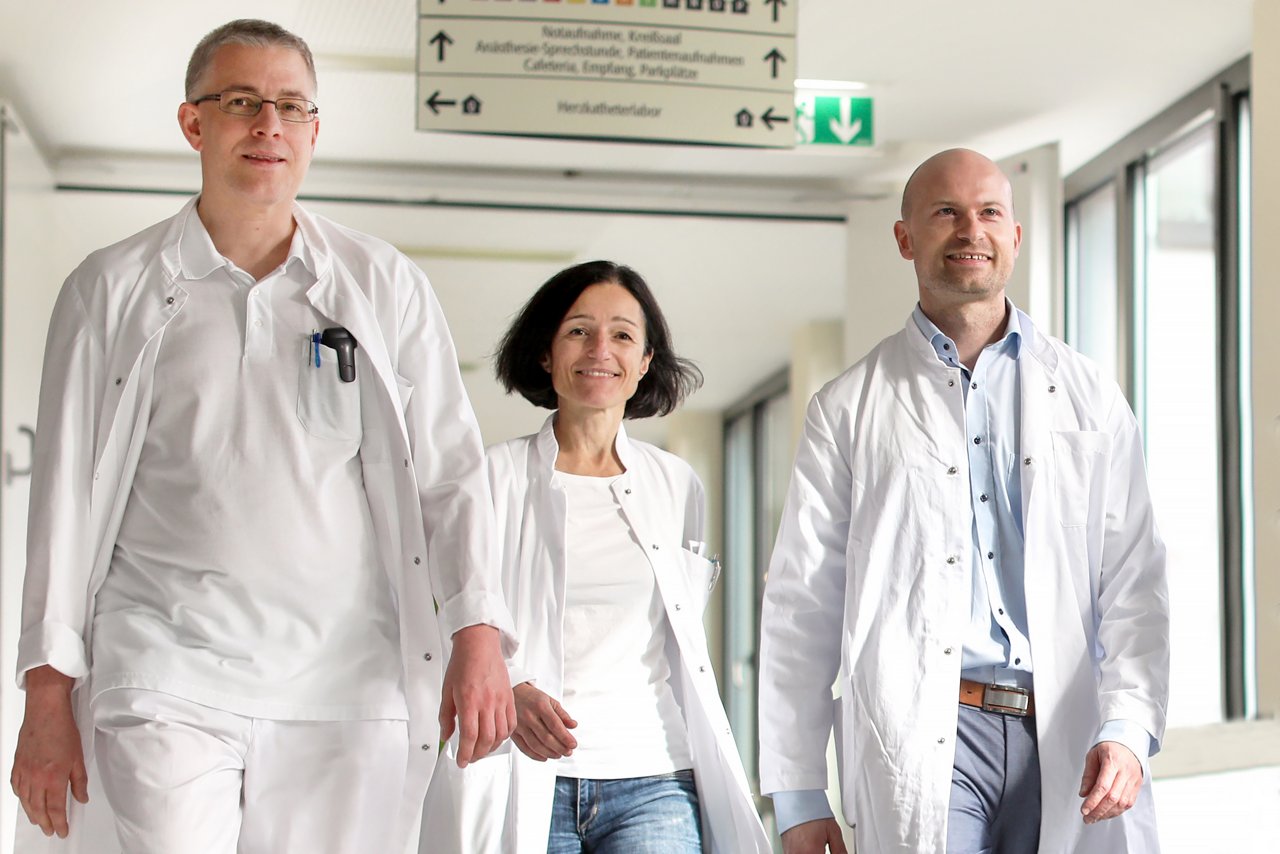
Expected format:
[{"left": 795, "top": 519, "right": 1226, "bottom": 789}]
[{"left": 959, "top": 679, "right": 1035, "bottom": 717}]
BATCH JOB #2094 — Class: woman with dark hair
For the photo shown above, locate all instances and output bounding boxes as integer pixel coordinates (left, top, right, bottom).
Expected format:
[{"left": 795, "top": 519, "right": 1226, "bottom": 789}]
[{"left": 422, "top": 261, "right": 769, "bottom": 853}]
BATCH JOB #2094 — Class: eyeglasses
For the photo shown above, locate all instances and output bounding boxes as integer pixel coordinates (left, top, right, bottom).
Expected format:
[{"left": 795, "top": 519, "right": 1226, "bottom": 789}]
[{"left": 190, "top": 90, "right": 318, "bottom": 123}]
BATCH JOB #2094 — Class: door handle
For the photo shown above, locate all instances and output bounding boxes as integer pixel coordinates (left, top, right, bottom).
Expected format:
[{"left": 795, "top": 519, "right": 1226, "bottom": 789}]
[{"left": 5, "top": 425, "right": 35, "bottom": 486}]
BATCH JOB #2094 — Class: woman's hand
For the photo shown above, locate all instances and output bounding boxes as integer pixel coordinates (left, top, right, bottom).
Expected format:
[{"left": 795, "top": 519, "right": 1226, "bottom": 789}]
[{"left": 511, "top": 682, "right": 578, "bottom": 762}]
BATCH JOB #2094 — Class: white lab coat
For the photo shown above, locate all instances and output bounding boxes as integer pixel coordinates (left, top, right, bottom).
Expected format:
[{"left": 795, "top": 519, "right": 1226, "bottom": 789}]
[
  {"left": 758, "top": 311, "right": 1169, "bottom": 854},
  {"left": 421, "top": 416, "right": 771, "bottom": 853},
  {"left": 14, "top": 198, "right": 515, "bottom": 854}
]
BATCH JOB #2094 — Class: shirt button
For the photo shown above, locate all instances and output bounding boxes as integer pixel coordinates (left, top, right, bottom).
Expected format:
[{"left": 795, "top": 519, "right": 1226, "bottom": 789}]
[
  {"left": 987, "top": 551, "right": 994, "bottom": 560},
  {"left": 948, "top": 380, "right": 955, "bottom": 387},
  {"left": 979, "top": 494, "right": 988, "bottom": 502},
  {"left": 1024, "top": 457, "right": 1032, "bottom": 466},
  {"left": 166, "top": 296, "right": 175, "bottom": 305},
  {"left": 254, "top": 320, "right": 263, "bottom": 328},
  {"left": 973, "top": 437, "right": 982, "bottom": 445},
  {"left": 698, "top": 665, "right": 706, "bottom": 673},
  {"left": 1015, "top": 657, "right": 1022, "bottom": 665},
  {"left": 413, "top": 556, "right": 422, "bottom": 565},
  {"left": 423, "top": 652, "right": 433, "bottom": 661},
  {"left": 971, "top": 382, "right": 977, "bottom": 389},
  {"left": 652, "top": 544, "right": 659, "bottom": 550},
  {"left": 943, "top": 343, "right": 951, "bottom": 351},
  {"left": 115, "top": 377, "right": 123, "bottom": 386},
  {"left": 998, "top": 608, "right": 1005, "bottom": 615},
  {"left": 674, "top": 604, "right": 682, "bottom": 611},
  {"left": 404, "top": 459, "right": 410, "bottom": 468}
]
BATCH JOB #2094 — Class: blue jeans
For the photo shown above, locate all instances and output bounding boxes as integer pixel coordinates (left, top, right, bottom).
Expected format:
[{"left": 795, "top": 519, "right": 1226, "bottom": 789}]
[{"left": 548, "top": 770, "right": 704, "bottom": 854}]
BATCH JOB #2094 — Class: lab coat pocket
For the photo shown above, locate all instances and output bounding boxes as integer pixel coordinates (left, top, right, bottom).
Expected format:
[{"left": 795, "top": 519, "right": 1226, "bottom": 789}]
[
  {"left": 393, "top": 372, "right": 414, "bottom": 413},
  {"left": 679, "top": 547, "right": 720, "bottom": 614},
  {"left": 420, "top": 741, "right": 514, "bottom": 854},
  {"left": 297, "top": 340, "right": 363, "bottom": 442},
  {"left": 1049, "top": 430, "right": 1110, "bottom": 527}
]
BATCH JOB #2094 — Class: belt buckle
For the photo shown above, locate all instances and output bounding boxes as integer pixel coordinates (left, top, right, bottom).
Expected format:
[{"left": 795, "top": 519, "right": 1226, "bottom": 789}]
[{"left": 982, "top": 684, "right": 1030, "bottom": 717}]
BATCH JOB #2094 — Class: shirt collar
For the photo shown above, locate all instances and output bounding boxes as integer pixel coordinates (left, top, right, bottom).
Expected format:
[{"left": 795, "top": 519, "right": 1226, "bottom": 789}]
[
  {"left": 911, "top": 298, "right": 1023, "bottom": 367},
  {"left": 176, "top": 200, "right": 314, "bottom": 282}
]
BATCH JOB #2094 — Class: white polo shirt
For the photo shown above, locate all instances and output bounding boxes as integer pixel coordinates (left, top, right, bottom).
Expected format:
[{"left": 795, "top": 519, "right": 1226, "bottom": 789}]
[{"left": 90, "top": 205, "right": 406, "bottom": 721}]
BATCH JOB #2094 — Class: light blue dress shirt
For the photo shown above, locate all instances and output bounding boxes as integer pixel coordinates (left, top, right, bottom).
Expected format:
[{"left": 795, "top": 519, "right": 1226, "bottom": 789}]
[{"left": 771, "top": 302, "right": 1152, "bottom": 836}]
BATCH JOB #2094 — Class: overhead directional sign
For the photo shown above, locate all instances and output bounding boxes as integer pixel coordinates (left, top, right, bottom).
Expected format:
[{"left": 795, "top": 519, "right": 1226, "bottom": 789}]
[{"left": 417, "top": 0, "right": 797, "bottom": 148}]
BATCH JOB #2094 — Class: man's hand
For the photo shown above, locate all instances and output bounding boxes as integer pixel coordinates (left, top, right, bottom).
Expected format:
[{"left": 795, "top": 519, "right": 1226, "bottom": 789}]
[
  {"left": 1079, "top": 740, "right": 1143, "bottom": 824},
  {"left": 439, "top": 624, "right": 515, "bottom": 767},
  {"left": 10, "top": 666, "right": 88, "bottom": 838},
  {"left": 781, "top": 818, "right": 847, "bottom": 854},
  {"left": 510, "top": 682, "right": 577, "bottom": 762}
]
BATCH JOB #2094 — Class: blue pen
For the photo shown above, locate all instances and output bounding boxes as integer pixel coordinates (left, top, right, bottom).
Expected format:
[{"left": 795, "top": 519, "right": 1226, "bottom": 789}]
[{"left": 311, "top": 330, "right": 321, "bottom": 367}]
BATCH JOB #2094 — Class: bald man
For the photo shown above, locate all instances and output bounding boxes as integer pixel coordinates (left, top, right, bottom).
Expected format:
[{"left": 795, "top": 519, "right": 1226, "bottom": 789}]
[{"left": 757, "top": 149, "right": 1169, "bottom": 853}]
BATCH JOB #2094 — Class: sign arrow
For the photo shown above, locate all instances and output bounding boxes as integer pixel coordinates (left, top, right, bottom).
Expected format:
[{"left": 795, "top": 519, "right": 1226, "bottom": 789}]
[
  {"left": 763, "top": 48, "right": 786, "bottom": 79},
  {"left": 429, "top": 31, "right": 454, "bottom": 62},
  {"left": 763, "top": 0, "right": 787, "bottom": 24},
  {"left": 829, "top": 99, "right": 863, "bottom": 144},
  {"left": 425, "top": 91, "right": 458, "bottom": 115},
  {"left": 761, "top": 106, "right": 789, "bottom": 130}
]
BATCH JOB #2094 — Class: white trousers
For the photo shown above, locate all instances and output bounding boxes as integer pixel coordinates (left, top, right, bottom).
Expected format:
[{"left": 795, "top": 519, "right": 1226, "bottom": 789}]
[{"left": 92, "top": 688, "right": 408, "bottom": 854}]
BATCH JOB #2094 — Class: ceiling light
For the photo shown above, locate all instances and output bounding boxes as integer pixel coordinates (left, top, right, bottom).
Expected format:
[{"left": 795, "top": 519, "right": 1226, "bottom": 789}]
[{"left": 794, "top": 79, "right": 868, "bottom": 92}]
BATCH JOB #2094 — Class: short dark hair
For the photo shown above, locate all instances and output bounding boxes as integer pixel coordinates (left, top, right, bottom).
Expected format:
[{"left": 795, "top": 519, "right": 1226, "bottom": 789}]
[
  {"left": 186, "top": 19, "right": 316, "bottom": 101},
  {"left": 495, "top": 260, "right": 702, "bottom": 419}
]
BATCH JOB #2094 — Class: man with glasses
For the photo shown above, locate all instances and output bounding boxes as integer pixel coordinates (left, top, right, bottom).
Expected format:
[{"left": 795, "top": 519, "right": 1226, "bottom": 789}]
[{"left": 10, "top": 19, "right": 515, "bottom": 854}]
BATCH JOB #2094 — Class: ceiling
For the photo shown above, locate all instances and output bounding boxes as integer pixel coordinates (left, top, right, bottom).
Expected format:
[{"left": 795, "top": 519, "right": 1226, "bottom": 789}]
[
  {"left": 0, "top": 0, "right": 1255, "bottom": 442},
  {"left": 0, "top": 0, "right": 1253, "bottom": 186}
]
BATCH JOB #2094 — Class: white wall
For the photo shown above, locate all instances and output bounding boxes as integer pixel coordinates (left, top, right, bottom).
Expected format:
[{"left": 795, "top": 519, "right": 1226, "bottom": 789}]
[{"left": 0, "top": 104, "right": 57, "bottom": 854}]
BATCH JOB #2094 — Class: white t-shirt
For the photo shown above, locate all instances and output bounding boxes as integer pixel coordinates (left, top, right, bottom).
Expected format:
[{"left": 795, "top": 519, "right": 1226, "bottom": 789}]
[
  {"left": 554, "top": 472, "right": 692, "bottom": 779},
  {"left": 90, "top": 207, "right": 406, "bottom": 721}
]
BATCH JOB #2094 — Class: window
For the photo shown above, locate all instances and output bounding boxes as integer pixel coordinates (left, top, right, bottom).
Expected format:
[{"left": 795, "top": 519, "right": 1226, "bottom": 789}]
[
  {"left": 722, "top": 373, "right": 790, "bottom": 793},
  {"left": 1064, "top": 59, "right": 1252, "bottom": 723}
]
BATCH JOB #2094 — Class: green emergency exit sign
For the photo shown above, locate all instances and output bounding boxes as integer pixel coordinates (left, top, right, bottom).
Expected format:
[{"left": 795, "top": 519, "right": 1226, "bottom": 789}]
[{"left": 796, "top": 95, "right": 873, "bottom": 146}]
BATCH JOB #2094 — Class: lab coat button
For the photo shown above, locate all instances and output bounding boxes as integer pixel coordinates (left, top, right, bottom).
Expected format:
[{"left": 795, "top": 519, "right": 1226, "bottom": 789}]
[
  {"left": 166, "top": 296, "right": 175, "bottom": 305},
  {"left": 674, "top": 604, "right": 682, "bottom": 611},
  {"left": 1024, "top": 457, "right": 1032, "bottom": 466},
  {"left": 423, "top": 652, "right": 433, "bottom": 661},
  {"left": 652, "top": 544, "right": 659, "bottom": 550},
  {"left": 1048, "top": 385, "right": 1057, "bottom": 393},
  {"left": 114, "top": 377, "right": 122, "bottom": 386},
  {"left": 413, "top": 556, "right": 422, "bottom": 565},
  {"left": 947, "top": 466, "right": 958, "bottom": 475},
  {"left": 948, "top": 380, "right": 955, "bottom": 387},
  {"left": 625, "top": 488, "right": 632, "bottom": 495},
  {"left": 937, "top": 737, "right": 946, "bottom": 744},
  {"left": 698, "top": 665, "right": 706, "bottom": 673},
  {"left": 404, "top": 459, "right": 409, "bottom": 468},
  {"left": 944, "top": 647, "right": 953, "bottom": 655},
  {"left": 946, "top": 555, "right": 958, "bottom": 565},
  {"left": 421, "top": 744, "right": 432, "bottom": 751}
]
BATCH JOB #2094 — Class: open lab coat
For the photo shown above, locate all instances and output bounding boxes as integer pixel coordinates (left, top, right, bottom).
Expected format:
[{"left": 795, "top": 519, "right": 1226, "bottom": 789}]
[
  {"left": 421, "top": 416, "right": 771, "bottom": 853},
  {"left": 759, "top": 311, "right": 1169, "bottom": 853},
  {"left": 14, "top": 198, "right": 514, "bottom": 854}
]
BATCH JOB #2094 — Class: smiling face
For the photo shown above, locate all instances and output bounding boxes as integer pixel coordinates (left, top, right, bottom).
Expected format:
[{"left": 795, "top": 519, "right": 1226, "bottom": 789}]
[
  {"left": 893, "top": 150, "right": 1021, "bottom": 309},
  {"left": 177, "top": 43, "right": 318, "bottom": 215},
  {"left": 541, "top": 282, "right": 653, "bottom": 419}
]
